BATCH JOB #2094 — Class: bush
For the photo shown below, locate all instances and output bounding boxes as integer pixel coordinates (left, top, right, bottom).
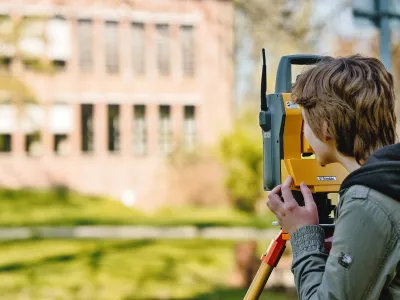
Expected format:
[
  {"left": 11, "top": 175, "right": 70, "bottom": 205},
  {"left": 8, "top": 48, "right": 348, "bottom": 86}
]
[{"left": 219, "top": 106, "right": 264, "bottom": 213}]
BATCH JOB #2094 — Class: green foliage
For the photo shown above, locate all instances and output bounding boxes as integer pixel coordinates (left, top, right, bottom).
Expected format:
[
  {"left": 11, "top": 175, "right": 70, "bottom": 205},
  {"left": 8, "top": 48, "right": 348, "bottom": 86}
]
[
  {"left": 0, "top": 188, "right": 275, "bottom": 228},
  {"left": 193, "top": 288, "right": 297, "bottom": 300},
  {"left": 21, "top": 57, "right": 55, "bottom": 74},
  {"left": 0, "top": 188, "right": 141, "bottom": 227},
  {"left": 219, "top": 107, "right": 264, "bottom": 213},
  {"left": 0, "top": 76, "right": 37, "bottom": 102},
  {"left": 0, "top": 239, "right": 296, "bottom": 300},
  {"left": 0, "top": 14, "right": 55, "bottom": 107},
  {"left": 0, "top": 134, "right": 9, "bottom": 150}
]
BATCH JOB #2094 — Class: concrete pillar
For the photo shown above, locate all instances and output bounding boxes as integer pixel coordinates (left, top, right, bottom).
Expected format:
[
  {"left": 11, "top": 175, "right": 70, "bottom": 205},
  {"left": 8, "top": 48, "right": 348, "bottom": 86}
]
[
  {"left": 95, "top": 102, "right": 107, "bottom": 155},
  {"left": 68, "top": 17, "right": 78, "bottom": 75},
  {"left": 120, "top": 19, "right": 131, "bottom": 79},
  {"left": 120, "top": 103, "right": 132, "bottom": 156},
  {"left": 195, "top": 104, "right": 203, "bottom": 146},
  {"left": 70, "top": 102, "right": 81, "bottom": 156},
  {"left": 147, "top": 103, "right": 158, "bottom": 156},
  {"left": 12, "top": 109, "right": 24, "bottom": 156},
  {"left": 147, "top": 23, "right": 157, "bottom": 81},
  {"left": 172, "top": 104, "right": 183, "bottom": 149},
  {"left": 94, "top": 19, "right": 105, "bottom": 78},
  {"left": 171, "top": 23, "right": 181, "bottom": 81},
  {"left": 41, "top": 103, "right": 52, "bottom": 156}
]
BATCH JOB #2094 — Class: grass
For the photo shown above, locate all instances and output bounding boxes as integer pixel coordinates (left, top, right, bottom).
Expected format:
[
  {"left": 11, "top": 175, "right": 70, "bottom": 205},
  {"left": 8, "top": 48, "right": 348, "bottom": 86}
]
[
  {"left": 0, "top": 188, "right": 294, "bottom": 299},
  {"left": 191, "top": 289, "right": 297, "bottom": 300},
  {"left": 0, "top": 239, "right": 297, "bottom": 300},
  {"left": 0, "top": 188, "right": 276, "bottom": 228}
]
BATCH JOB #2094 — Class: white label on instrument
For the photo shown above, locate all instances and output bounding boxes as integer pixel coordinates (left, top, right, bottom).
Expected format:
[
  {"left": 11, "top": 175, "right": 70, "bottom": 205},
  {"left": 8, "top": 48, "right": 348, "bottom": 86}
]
[
  {"left": 286, "top": 101, "right": 300, "bottom": 109},
  {"left": 263, "top": 131, "right": 271, "bottom": 138},
  {"left": 317, "top": 176, "right": 337, "bottom": 181}
]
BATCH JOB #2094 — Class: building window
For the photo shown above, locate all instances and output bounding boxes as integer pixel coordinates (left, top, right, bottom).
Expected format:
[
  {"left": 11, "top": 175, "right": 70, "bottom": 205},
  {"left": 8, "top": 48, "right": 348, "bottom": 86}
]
[
  {"left": 156, "top": 24, "right": 170, "bottom": 76},
  {"left": 20, "top": 16, "right": 46, "bottom": 70},
  {"left": 48, "top": 15, "right": 71, "bottom": 71},
  {"left": 23, "top": 104, "right": 44, "bottom": 156},
  {"left": 159, "top": 105, "right": 172, "bottom": 154},
  {"left": 81, "top": 104, "right": 94, "bottom": 152},
  {"left": 0, "top": 57, "right": 11, "bottom": 72},
  {"left": 133, "top": 105, "right": 147, "bottom": 155},
  {"left": 0, "top": 104, "right": 16, "bottom": 149},
  {"left": 77, "top": 19, "right": 93, "bottom": 73},
  {"left": 54, "top": 134, "right": 68, "bottom": 154},
  {"left": 132, "top": 23, "right": 145, "bottom": 75},
  {"left": 181, "top": 25, "right": 195, "bottom": 76},
  {"left": 105, "top": 21, "right": 119, "bottom": 74},
  {"left": 52, "top": 60, "right": 67, "bottom": 71},
  {"left": 50, "top": 104, "right": 73, "bottom": 155},
  {"left": 0, "top": 134, "right": 11, "bottom": 152},
  {"left": 0, "top": 16, "right": 14, "bottom": 71},
  {"left": 184, "top": 105, "right": 196, "bottom": 151},
  {"left": 108, "top": 104, "right": 120, "bottom": 152},
  {"left": 25, "top": 132, "right": 41, "bottom": 155}
]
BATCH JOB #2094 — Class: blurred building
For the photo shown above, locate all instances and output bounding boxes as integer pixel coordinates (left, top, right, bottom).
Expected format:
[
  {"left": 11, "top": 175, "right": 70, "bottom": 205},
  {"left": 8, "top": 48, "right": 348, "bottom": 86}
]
[{"left": 0, "top": 0, "right": 234, "bottom": 209}]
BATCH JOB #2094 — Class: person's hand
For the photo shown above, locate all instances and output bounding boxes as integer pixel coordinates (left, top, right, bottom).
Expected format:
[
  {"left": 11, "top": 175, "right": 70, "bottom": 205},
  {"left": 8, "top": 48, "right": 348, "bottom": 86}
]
[{"left": 266, "top": 176, "right": 319, "bottom": 235}]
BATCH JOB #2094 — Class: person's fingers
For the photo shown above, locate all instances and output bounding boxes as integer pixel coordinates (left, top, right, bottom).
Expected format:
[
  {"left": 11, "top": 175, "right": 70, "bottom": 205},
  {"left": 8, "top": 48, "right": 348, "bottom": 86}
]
[
  {"left": 284, "top": 197, "right": 299, "bottom": 212},
  {"left": 281, "top": 176, "right": 296, "bottom": 206},
  {"left": 300, "top": 182, "right": 316, "bottom": 210},
  {"left": 269, "top": 184, "right": 282, "bottom": 196},
  {"left": 267, "top": 191, "right": 284, "bottom": 214},
  {"left": 267, "top": 184, "right": 283, "bottom": 213}
]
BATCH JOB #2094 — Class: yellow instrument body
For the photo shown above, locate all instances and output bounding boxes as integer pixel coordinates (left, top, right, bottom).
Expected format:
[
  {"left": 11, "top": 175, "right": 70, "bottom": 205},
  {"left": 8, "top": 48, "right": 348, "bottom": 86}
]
[{"left": 280, "top": 93, "right": 349, "bottom": 193}]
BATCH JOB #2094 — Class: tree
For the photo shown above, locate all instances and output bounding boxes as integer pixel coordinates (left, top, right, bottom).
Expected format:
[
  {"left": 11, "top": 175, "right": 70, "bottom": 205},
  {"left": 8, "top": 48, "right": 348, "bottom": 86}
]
[
  {"left": 0, "top": 14, "right": 53, "bottom": 152},
  {"left": 219, "top": 104, "right": 263, "bottom": 212},
  {"left": 0, "top": 16, "right": 53, "bottom": 103},
  {"left": 222, "top": 1, "right": 351, "bottom": 211},
  {"left": 225, "top": 1, "right": 325, "bottom": 211},
  {"left": 233, "top": 0, "right": 350, "bottom": 102}
]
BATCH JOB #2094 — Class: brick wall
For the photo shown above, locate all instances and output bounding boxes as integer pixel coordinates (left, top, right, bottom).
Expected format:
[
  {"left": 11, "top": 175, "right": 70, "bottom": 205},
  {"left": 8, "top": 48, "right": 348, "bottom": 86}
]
[{"left": 0, "top": 0, "right": 233, "bottom": 209}]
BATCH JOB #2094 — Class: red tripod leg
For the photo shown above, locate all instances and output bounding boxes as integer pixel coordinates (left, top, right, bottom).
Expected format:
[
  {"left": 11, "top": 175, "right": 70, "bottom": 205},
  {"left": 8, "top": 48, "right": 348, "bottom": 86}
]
[{"left": 243, "top": 230, "right": 288, "bottom": 300}]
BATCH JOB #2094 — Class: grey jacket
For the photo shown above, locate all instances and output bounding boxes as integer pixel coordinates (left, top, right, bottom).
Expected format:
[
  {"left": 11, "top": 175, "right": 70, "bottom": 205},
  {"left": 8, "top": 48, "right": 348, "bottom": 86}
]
[{"left": 290, "top": 143, "right": 400, "bottom": 300}]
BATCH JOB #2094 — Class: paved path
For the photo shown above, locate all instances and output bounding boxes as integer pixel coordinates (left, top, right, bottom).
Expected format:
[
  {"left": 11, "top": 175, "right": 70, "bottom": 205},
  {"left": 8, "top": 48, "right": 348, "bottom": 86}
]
[{"left": 0, "top": 226, "right": 281, "bottom": 240}]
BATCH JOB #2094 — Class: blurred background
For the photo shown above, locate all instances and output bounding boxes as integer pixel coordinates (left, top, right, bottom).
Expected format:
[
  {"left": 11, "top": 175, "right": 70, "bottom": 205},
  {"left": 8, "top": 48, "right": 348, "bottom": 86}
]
[{"left": 0, "top": 0, "right": 398, "bottom": 299}]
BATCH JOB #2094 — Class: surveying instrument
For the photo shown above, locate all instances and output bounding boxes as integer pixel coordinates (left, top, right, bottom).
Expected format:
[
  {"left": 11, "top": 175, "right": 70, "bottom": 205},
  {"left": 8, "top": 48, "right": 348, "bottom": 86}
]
[{"left": 243, "top": 51, "right": 349, "bottom": 299}]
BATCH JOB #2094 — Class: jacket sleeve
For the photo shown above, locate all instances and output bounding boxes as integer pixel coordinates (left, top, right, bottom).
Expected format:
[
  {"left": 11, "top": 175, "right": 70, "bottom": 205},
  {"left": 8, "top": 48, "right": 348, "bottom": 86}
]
[{"left": 290, "top": 192, "right": 393, "bottom": 300}]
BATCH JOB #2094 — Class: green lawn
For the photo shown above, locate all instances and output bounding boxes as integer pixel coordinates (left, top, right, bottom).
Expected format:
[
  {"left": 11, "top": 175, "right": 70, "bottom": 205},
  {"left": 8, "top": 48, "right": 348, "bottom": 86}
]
[
  {"left": 191, "top": 289, "right": 297, "bottom": 300},
  {"left": 0, "top": 188, "right": 275, "bottom": 228},
  {"left": 0, "top": 239, "right": 297, "bottom": 300},
  {"left": 0, "top": 188, "right": 295, "bottom": 299}
]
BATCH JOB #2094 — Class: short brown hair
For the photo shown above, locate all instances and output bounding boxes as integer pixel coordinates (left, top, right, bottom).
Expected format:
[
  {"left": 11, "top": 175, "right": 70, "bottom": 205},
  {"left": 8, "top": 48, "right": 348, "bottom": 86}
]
[{"left": 292, "top": 54, "right": 398, "bottom": 164}]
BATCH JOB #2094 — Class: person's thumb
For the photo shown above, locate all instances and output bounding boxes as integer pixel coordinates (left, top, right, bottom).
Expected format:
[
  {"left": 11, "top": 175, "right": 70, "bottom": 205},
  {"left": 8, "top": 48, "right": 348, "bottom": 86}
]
[{"left": 300, "top": 182, "right": 316, "bottom": 210}]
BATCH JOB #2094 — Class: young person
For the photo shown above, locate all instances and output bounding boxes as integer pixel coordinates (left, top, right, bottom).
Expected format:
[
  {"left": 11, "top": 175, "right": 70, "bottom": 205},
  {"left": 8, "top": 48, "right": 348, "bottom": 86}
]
[{"left": 266, "top": 55, "right": 400, "bottom": 299}]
